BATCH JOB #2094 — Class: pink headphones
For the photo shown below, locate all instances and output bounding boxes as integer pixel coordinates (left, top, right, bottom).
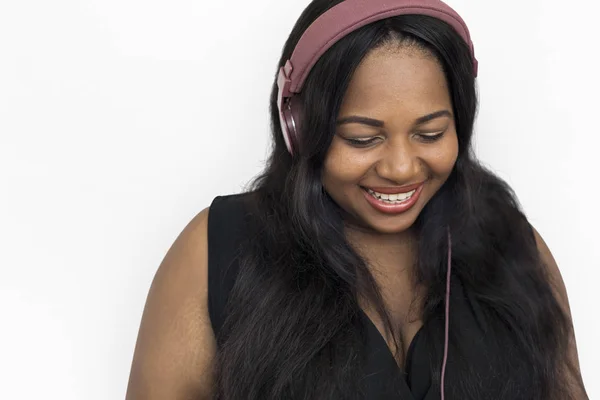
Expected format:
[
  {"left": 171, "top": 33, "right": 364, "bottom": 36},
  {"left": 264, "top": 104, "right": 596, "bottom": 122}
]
[
  {"left": 276, "top": 2, "right": 476, "bottom": 398},
  {"left": 276, "top": 0, "right": 478, "bottom": 156}
]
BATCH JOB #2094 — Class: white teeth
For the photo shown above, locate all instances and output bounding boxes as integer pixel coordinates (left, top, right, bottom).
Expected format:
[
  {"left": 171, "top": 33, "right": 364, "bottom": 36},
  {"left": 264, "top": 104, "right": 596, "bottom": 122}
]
[{"left": 367, "top": 188, "right": 416, "bottom": 203}]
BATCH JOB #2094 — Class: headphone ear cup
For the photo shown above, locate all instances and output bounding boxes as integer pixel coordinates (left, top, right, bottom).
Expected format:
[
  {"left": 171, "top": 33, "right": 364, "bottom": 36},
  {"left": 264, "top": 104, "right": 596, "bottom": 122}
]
[
  {"left": 281, "top": 103, "right": 296, "bottom": 154},
  {"left": 287, "top": 95, "right": 303, "bottom": 153}
]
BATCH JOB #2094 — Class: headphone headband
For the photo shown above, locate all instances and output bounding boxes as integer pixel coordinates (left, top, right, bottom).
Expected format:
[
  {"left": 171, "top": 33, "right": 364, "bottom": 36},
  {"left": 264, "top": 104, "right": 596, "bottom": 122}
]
[{"left": 277, "top": 0, "right": 478, "bottom": 155}]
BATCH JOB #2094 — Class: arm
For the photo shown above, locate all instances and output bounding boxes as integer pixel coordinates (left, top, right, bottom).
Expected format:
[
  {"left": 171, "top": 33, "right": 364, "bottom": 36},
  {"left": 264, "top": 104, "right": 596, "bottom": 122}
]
[
  {"left": 126, "top": 208, "right": 216, "bottom": 400},
  {"left": 532, "top": 227, "right": 589, "bottom": 400}
]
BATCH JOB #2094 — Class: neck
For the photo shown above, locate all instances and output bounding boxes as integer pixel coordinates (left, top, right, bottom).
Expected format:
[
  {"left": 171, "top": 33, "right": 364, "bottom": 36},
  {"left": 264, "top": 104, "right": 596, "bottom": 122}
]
[{"left": 344, "top": 223, "right": 417, "bottom": 276}]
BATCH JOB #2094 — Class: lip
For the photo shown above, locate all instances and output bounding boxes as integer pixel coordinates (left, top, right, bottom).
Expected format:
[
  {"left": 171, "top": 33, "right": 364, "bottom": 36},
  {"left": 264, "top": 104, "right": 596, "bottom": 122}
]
[
  {"left": 363, "top": 181, "right": 425, "bottom": 194},
  {"left": 362, "top": 182, "right": 424, "bottom": 215}
]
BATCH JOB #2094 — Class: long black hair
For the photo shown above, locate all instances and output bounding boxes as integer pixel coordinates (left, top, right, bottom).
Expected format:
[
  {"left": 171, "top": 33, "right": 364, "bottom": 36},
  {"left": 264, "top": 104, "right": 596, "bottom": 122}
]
[{"left": 213, "top": 1, "right": 578, "bottom": 398}]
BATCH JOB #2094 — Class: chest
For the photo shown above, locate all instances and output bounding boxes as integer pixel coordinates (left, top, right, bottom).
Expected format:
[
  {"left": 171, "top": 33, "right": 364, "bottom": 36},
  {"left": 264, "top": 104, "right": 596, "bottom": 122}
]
[{"left": 361, "top": 272, "right": 426, "bottom": 368}]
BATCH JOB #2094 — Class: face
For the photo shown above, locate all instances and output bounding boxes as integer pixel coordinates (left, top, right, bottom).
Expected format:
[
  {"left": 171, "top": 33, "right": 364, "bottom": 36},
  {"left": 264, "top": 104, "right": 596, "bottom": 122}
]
[{"left": 322, "top": 44, "right": 458, "bottom": 236}]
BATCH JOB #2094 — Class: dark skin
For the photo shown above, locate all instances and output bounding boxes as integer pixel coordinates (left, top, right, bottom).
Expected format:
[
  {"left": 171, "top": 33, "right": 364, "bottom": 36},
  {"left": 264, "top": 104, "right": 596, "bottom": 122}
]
[
  {"left": 323, "top": 44, "right": 458, "bottom": 365},
  {"left": 323, "top": 44, "right": 586, "bottom": 394},
  {"left": 125, "top": 44, "right": 587, "bottom": 399}
]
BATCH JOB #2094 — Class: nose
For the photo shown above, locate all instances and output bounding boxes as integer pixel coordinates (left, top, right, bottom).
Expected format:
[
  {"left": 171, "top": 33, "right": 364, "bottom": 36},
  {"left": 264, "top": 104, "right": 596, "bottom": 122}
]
[{"left": 374, "top": 138, "right": 421, "bottom": 184}]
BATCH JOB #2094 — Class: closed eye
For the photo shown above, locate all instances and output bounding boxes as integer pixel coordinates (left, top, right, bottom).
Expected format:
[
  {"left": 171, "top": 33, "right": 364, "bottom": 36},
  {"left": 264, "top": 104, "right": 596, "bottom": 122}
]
[
  {"left": 417, "top": 131, "right": 445, "bottom": 142},
  {"left": 344, "top": 137, "right": 380, "bottom": 147}
]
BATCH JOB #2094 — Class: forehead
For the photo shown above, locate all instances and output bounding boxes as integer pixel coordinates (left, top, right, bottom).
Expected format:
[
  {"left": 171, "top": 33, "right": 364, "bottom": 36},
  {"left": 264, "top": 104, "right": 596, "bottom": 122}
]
[{"left": 339, "top": 45, "right": 451, "bottom": 115}]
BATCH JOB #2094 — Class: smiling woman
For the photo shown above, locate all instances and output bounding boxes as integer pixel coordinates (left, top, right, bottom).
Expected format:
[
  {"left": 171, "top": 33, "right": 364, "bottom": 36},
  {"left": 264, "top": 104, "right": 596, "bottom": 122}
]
[
  {"left": 126, "top": 1, "right": 588, "bottom": 399},
  {"left": 324, "top": 47, "right": 458, "bottom": 235}
]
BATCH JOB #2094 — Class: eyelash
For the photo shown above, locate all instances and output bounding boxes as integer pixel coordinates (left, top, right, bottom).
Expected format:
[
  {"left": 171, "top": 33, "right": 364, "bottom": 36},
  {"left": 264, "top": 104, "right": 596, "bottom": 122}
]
[
  {"left": 419, "top": 132, "right": 445, "bottom": 142},
  {"left": 345, "top": 132, "right": 445, "bottom": 147},
  {"left": 345, "top": 138, "right": 379, "bottom": 147}
]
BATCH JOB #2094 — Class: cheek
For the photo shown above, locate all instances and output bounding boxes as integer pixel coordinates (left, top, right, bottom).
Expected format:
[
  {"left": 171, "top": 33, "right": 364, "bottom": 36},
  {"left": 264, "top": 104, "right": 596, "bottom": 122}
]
[
  {"left": 323, "top": 143, "right": 372, "bottom": 185},
  {"left": 428, "top": 133, "right": 459, "bottom": 175}
]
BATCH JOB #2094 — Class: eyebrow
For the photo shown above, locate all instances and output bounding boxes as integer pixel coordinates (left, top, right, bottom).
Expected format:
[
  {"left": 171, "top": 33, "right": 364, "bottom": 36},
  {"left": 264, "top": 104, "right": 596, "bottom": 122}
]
[{"left": 336, "top": 110, "right": 452, "bottom": 128}]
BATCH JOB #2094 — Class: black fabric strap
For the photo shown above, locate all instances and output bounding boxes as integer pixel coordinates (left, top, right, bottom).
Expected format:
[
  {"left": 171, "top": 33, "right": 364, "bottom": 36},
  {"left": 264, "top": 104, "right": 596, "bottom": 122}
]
[{"left": 206, "top": 194, "right": 250, "bottom": 337}]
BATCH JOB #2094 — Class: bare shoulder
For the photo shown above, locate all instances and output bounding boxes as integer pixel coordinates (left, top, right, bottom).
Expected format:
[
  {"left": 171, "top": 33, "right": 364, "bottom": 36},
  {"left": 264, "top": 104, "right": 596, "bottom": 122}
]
[
  {"left": 530, "top": 226, "right": 568, "bottom": 304},
  {"left": 530, "top": 225, "right": 589, "bottom": 399},
  {"left": 126, "top": 207, "right": 216, "bottom": 400}
]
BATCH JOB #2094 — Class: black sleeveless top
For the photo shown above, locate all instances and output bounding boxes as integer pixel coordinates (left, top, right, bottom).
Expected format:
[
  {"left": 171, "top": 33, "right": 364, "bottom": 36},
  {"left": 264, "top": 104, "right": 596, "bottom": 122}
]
[{"left": 207, "top": 193, "right": 502, "bottom": 399}]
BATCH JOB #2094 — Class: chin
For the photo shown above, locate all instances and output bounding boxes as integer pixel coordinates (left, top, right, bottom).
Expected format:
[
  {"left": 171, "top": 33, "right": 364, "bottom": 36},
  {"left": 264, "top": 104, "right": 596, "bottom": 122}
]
[{"left": 365, "top": 215, "right": 419, "bottom": 235}]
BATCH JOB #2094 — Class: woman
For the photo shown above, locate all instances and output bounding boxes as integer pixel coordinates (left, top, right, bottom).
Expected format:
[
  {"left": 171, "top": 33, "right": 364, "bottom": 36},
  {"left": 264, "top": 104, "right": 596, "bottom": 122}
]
[{"left": 126, "top": 0, "right": 588, "bottom": 399}]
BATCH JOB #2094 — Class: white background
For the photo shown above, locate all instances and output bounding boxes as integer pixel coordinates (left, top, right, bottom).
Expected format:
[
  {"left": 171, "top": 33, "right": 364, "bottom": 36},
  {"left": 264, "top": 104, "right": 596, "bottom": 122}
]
[{"left": 1, "top": 0, "right": 598, "bottom": 398}]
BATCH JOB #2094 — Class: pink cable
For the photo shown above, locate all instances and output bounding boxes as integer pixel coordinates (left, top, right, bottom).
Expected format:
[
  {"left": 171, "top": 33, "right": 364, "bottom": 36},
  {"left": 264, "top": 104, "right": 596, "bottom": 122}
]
[{"left": 441, "top": 229, "right": 452, "bottom": 400}]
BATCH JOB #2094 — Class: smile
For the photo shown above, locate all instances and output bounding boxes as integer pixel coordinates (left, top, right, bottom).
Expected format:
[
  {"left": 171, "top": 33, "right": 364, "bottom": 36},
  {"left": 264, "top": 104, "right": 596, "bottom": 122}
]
[
  {"left": 361, "top": 183, "right": 425, "bottom": 214},
  {"left": 366, "top": 188, "right": 416, "bottom": 204}
]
